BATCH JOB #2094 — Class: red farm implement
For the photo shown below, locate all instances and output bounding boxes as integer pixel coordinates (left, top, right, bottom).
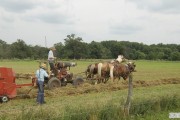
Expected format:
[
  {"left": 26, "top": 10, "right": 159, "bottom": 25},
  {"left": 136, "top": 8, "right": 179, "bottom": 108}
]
[
  {"left": 0, "top": 67, "right": 35, "bottom": 102},
  {"left": 0, "top": 61, "right": 84, "bottom": 102}
]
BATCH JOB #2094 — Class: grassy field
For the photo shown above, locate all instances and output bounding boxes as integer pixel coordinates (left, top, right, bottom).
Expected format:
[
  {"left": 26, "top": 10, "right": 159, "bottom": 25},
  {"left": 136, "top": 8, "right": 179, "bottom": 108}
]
[
  {"left": 0, "top": 60, "right": 180, "bottom": 120},
  {"left": 1, "top": 59, "right": 180, "bottom": 81}
]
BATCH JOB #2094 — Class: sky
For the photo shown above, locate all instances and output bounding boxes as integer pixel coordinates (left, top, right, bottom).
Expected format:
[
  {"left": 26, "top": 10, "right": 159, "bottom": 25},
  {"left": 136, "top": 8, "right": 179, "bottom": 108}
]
[{"left": 0, "top": 0, "right": 180, "bottom": 47}]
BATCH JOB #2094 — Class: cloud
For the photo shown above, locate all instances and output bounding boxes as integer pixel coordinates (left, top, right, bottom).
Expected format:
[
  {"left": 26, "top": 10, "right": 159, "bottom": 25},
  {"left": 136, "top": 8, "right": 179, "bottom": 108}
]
[
  {"left": 0, "top": 0, "right": 74, "bottom": 24},
  {"left": 36, "top": 13, "right": 73, "bottom": 24},
  {"left": 24, "top": 11, "right": 74, "bottom": 24},
  {"left": 0, "top": 0, "right": 37, "bottom": 13},
  {"left": 128, "top": 0, "right": 180, "bottom": 14},
  {"left": 0, "top": 0, "right": 180, "bottom": 46},
  {"left": 110, "top": 24, "right": 142, "bottom": 35},
  {"left": 0, "top": 9, "right": 15, "bottom": 23}
]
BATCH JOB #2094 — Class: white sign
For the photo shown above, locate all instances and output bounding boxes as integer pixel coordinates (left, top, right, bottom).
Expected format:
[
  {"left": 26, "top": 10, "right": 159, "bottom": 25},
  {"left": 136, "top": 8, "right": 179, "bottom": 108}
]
[{"left": 169, "top": 113, "right": 180, "bottom": 118}]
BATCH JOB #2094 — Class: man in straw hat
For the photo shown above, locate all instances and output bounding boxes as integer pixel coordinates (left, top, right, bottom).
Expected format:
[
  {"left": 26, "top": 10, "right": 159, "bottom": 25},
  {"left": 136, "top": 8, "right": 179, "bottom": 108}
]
[
  {"left": 48, "top": 46, "right": 56, "bottom": 71},
  {"left": 36, "top": 63, "right": 49, "bottom": 105}
]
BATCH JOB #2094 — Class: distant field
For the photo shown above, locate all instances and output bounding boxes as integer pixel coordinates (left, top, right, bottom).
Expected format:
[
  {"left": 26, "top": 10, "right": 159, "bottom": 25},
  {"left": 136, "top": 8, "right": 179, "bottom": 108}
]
[
  {"left": 0, "top": 60, "right": 180, "bottom": 119},
  {"left": 0, "top": 59, "right": 180, "bottom": 81},
  {"left": 134, "top": 60, "right": 180, "bottom": 81}
]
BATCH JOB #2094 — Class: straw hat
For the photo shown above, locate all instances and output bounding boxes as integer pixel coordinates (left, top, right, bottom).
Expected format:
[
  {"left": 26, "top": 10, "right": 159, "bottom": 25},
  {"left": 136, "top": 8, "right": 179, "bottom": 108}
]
[
  {"left": 50, "top": 47, "right": 56, "bottom": 50},
  {"left": 40, "top": 63, "right": 47, "bottom": 69}
]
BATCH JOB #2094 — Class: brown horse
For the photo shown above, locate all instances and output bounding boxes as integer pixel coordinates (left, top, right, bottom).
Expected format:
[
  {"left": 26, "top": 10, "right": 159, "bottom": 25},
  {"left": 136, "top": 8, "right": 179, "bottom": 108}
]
[
  {"left": 112, "top": 62, "right": 136, "bottom": 80},
  {"left": 98, "top": 61, "right": 136, "bottom": 82},
  {"left": 85, "top": 55, "right": 128, "bottom": 84},
  {"left": 97, "top": 56, "right": 126, "bottom": 83}
]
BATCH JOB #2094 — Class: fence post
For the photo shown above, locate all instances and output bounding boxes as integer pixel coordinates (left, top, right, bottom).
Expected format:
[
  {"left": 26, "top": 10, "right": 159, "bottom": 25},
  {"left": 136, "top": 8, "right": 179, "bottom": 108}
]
[{"left": 124, "top": 73, "right": 133, "bottom": 116}]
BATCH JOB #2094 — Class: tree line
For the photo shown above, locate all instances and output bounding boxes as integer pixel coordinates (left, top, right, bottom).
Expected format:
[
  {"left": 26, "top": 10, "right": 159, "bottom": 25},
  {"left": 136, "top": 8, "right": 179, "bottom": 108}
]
[{"left": 0, "top": 34, "right": 180, "bottom": 60}]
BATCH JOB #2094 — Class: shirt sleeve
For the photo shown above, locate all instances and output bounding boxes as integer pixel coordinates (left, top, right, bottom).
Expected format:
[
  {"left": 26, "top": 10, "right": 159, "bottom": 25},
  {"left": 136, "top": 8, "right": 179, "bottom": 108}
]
[{"left": 44, "top": 71, "right": 49, "bottom": 77}]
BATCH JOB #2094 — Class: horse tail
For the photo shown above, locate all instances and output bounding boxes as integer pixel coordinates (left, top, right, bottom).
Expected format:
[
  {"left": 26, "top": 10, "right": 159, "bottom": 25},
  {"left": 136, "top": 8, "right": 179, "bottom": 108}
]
[
  {"left": 110, "top": 65, "right": 114, "bottom": 81},
  {"left": 98, "top": 63, "right": 103, "bottom": 78},
  {"left": 90, "top": 64, "right": 95, "bottom": 78},
  {"left": 90, "top": 64, "right": 95, "bottom": 73},
  {"left": 85, "top": 67, "right": 88, "bottom": 77}
]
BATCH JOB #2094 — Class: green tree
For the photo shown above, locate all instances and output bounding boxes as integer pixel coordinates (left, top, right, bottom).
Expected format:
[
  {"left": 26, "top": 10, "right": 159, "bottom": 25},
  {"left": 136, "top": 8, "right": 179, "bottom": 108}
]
[
  {"left": 54, "top": 42, "right": 64, "bottom": 59},
  {"left": 157, "top": 52, "right": 165, "bottom": 60},
  {"left": 163, "top": 48, "right": 172, "bottom": 60},
  {"left": 147, "top": 51, "right": 157, "bottom": 60},
  {"left": 101, "top": 41, "right": 124, "bottom": 58},
  {"left": 32, "top": 45, "right": 48, "bottom": 59},
  {"left": 170, "top": 51, "right": 180, "bottom": 61},
  {"left": 0, "top": 40, "right": 7, "bottom": 58},
  {"left": 10, "top": 39, "right": 31, "bottom": 59},
  {"left": 88, "top": 41, "right": 110, "bottom": 59},
  {"left": 135, "top": 50, "right": 146, "bottom": 59},
  {"left": 64, "top": 34, "right": 86, "bottom": 59}
]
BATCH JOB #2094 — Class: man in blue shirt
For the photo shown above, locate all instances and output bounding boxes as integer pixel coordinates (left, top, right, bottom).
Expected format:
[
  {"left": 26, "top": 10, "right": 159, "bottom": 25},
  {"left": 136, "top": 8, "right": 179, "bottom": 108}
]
[{"left": 36, "top": 63, "right": 49, "bottom": 105}]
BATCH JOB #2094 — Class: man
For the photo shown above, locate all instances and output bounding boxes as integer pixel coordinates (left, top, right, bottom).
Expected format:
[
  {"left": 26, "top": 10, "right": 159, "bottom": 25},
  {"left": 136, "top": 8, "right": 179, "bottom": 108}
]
[
  {"left": 48, "top": 47, "right": 56, "bottom": 71},
  {"left": 36, "top": 63, "right": 49, "bottom": 105}
]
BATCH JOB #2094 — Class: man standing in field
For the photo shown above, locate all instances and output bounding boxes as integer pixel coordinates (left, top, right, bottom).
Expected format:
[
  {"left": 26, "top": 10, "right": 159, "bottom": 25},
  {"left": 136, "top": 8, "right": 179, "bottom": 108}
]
[
  {"left": 36, "top": 63, "right": 49, "bottom": 105},
  {"left": 48, "top": 47, "right": 56, "bottom": 71}
]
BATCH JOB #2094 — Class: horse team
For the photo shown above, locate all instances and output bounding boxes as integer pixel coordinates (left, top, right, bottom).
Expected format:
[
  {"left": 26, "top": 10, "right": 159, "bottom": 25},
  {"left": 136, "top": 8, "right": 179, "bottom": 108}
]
[{"left": 85, "top": 55, "right": 136, "bottom": 84}]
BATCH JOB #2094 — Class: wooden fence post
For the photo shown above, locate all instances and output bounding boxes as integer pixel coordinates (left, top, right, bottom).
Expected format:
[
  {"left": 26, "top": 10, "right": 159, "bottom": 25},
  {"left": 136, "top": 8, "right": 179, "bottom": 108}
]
[{"left": 124, "top": 73, "right": 133, "bottom": 116}]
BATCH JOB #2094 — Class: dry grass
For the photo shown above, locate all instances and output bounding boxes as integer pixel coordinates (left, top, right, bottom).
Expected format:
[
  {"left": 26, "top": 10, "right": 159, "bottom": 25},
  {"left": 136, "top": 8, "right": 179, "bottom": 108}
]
[{"left": 15, "top": 77, "right": 180, "bottom": 99}]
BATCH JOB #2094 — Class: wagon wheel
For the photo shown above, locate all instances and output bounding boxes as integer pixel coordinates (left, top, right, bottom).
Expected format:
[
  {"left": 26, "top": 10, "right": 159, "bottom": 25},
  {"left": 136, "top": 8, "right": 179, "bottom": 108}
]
[
  {"left": 0, "top": 96, "right": 8, "bottom": 103},
  {"left": 73, "top": 77, "right": 84, "bottom": 86},
  {"left": 47, "top": 77, "right": 61, "bottom": 90}
]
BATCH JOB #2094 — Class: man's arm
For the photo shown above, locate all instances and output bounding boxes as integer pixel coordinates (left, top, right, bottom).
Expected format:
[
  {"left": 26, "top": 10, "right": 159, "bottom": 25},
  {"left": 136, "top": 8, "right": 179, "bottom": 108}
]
[{"left": 44, "top": 71, "right": 49, "bottom": 78}]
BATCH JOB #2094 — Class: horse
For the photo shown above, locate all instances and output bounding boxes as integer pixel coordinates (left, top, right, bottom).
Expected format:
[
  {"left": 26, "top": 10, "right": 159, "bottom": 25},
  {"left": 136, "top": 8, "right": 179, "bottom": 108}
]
[
  {"left": 97, "top": 55, "right": 126, "bottom": 83},
  {"left": 49, "top": 61, "right": 77, "bottom": 76},
  {"left": 86, "top": 55, "right": 127, "bottom": 84},
  {"left": 55, "top": 61, "right": 77, "bottom": 70},
  {"left": 85, "top": 62, "right": 113, "bottom": 84},
  {"left": 85, "top": 63, "right": 98, "bottom": 80},
  {"left": 111, "top": 62, "right": 136, "bottom": 81},
  {"left": 97, "top": 62, "right": 114, "bottom": 83},
  {"left": 97, "top": 61, "right": 136, "bottom": 83}
]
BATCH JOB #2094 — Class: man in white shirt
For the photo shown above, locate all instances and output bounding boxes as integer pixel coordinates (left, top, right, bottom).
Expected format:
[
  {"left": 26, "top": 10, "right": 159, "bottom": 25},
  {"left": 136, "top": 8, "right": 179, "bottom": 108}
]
[{"left": 48, "top": 47, "right": 56, "bottom": 71}]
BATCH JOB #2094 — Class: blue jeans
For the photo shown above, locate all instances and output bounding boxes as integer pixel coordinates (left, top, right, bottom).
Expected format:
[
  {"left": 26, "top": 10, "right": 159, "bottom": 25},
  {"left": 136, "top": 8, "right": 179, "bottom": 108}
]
[{"left": 37, "top": 81, "right": 44, "bottom": 104}]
